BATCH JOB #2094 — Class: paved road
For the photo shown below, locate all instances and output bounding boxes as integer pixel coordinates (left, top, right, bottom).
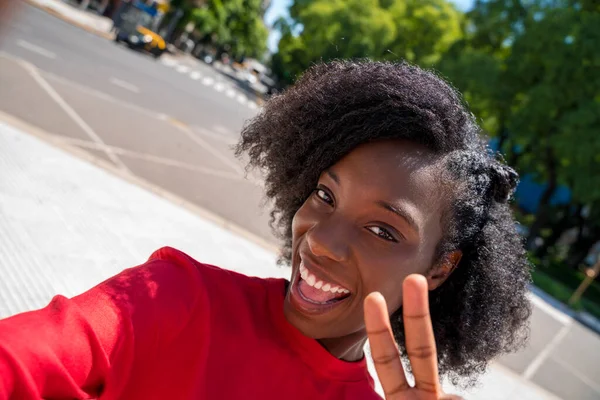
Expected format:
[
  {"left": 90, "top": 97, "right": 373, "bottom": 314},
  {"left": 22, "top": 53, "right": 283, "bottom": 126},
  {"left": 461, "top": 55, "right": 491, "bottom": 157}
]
[{"left": 0, "top": 3, "right": 274, "bottom": 243}]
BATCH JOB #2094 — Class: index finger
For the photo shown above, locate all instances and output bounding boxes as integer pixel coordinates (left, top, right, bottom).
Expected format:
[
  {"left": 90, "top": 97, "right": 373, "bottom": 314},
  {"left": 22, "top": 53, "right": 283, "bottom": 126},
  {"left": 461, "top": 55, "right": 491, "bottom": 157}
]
[
  {"left": 364, "top": 292, "right": 409, "bottom": 399},
  {"left": 403, "top": 274, "right": 441, "bottom": 394}
]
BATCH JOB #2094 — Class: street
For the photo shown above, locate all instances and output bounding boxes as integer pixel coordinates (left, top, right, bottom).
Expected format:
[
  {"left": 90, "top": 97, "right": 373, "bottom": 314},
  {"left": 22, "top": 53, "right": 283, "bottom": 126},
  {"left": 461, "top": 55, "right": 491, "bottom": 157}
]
[
  {"left": 0, "top": 3, "right": 273, "bottom": 245},
  {"left": 1, "top": 4, "right": 600, "bottom": 399}
]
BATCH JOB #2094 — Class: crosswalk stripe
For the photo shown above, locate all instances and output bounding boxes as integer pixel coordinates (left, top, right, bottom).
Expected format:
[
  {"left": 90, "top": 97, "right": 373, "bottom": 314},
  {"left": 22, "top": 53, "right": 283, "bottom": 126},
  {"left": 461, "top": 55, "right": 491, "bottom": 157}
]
[
  {"left": 161, "top": 58, "right": 177, "bottom": 67},
  {"left": 190, "top": 71, "right": 202, "bottom": 80},
  {"left": 201, "top": 77, "right": 215, "bottom": 86}
]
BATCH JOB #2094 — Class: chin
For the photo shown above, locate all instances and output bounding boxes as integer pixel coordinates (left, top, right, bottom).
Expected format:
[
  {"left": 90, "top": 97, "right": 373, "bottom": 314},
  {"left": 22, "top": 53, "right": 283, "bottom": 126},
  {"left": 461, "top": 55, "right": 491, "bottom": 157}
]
[{"left": 283, "top": 258, "right": 357, "bottom": 339}]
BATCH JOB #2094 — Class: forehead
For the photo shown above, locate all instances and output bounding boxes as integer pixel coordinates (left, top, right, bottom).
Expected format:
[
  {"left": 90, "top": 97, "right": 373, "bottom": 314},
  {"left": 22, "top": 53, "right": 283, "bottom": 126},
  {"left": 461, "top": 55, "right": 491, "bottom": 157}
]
[{"left": 329, "top": 140, "right": 443, "bottom": 203}]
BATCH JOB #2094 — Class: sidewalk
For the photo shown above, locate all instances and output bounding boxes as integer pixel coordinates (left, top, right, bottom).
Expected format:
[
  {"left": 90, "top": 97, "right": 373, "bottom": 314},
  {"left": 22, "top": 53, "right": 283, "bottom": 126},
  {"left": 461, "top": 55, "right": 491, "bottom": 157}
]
[
  {"left": 23, "top": 0, "right": 114, "bottom": 39},
  {"left": 0, "top": 117, "right": 561, "bottom": 399}
]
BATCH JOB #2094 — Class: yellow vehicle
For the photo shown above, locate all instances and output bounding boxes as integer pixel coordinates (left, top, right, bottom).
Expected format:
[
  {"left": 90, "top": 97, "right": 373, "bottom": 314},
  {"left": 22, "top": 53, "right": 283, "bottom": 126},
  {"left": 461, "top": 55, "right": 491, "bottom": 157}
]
[{"left": 114, "top": 4, "right": 166, "bottom": 59}]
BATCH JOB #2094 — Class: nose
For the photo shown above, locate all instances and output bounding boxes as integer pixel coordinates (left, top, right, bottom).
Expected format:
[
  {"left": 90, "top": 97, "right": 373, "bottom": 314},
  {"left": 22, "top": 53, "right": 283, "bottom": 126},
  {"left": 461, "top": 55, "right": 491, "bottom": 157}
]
[{"left": 305, "top": 216, "right": 351, "bottom": 263}]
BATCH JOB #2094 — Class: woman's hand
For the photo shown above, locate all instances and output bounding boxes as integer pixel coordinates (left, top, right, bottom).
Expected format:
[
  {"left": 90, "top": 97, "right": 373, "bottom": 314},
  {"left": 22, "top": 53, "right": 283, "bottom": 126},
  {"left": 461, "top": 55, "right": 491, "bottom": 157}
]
[{"left": 364, "top": 275, "right": 462, "bottom": 400}]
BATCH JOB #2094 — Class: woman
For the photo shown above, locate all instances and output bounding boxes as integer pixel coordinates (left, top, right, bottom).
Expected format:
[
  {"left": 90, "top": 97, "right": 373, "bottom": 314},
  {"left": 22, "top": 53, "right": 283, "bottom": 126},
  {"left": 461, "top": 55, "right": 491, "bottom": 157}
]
[{"left": 0, "top": 61, "right": 531, "bottom": 399}]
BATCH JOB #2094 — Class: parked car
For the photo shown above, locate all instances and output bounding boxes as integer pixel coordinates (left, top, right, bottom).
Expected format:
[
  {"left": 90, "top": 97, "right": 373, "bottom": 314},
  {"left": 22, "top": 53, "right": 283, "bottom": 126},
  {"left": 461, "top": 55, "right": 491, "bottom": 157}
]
[{"left": 114, "top": 3, "right": 165, "bottom": 58}]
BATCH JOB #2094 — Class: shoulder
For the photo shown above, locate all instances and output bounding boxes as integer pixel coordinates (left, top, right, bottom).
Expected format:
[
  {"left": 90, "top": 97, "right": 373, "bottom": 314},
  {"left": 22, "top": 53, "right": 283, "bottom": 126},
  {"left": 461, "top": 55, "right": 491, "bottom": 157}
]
[
  {"left": 148, "top": 246, "right": 288, "bottom": 335},
  {"left": 147, "top": 246, "right": 285, "bottom": 303}
]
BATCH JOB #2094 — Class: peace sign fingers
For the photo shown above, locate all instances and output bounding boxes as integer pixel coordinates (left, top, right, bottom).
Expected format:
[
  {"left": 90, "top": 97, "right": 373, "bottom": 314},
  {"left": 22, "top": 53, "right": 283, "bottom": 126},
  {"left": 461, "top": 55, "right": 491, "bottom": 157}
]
[
  {"left": 364, "top": 274, "right": 446, "bottom": 399},
  {"left": 364, "top": 292, "right": 409, "bottom": 399},
  {"left": 402, "top": 274, "right": 440, "bottom": 394}
]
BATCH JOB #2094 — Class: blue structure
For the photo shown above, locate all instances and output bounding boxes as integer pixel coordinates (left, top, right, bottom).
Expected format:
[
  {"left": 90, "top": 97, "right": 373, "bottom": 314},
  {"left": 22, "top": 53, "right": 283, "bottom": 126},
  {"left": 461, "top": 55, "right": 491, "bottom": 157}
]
[
  {"left": 488, "top": 138, "right": 571, "bottom": 214},
  {"left": 515, "top": 175, "right": 571, "bottom": 214}
]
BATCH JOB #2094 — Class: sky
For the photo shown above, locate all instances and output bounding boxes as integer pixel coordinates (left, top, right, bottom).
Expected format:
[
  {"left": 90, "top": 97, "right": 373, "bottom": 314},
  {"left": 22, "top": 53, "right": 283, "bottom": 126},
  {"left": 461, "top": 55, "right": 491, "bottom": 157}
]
[{"left": 263, "top": 0, "right": 476, "bottom": 53}]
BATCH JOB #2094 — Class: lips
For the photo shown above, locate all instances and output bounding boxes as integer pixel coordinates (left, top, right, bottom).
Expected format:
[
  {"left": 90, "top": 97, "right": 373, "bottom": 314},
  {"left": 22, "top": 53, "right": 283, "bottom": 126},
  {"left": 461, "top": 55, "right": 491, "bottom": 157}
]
[
  {"left": 288, "top": 257, "right": 352, "bottom": 314},
  {"left": 298, "top": 261, "right": 350, "bottom": 303}
]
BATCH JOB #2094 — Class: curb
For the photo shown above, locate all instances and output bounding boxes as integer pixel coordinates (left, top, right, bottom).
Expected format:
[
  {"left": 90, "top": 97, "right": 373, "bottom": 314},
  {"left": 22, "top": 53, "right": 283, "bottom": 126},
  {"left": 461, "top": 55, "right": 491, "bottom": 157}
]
[
  {"left": 22, "top": 0, "right": 114, "bottom": 40},
  {"left": 0, "top": 110, "right": 281, "bottom": 256}
]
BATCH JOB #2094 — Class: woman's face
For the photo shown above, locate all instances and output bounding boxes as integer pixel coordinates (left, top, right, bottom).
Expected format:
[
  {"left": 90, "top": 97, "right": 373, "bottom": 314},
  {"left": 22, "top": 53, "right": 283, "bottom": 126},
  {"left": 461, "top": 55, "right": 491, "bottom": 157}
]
[{"left": 284, "top": 140, "right": 449, "bottom": 340}]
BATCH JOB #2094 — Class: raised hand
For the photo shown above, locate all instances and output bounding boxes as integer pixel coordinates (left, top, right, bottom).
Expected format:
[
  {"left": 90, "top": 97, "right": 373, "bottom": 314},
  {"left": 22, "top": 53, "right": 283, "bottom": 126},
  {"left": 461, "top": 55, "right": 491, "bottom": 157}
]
[{"left": 364, "top": 275, "right": 462, "bottom": 400}]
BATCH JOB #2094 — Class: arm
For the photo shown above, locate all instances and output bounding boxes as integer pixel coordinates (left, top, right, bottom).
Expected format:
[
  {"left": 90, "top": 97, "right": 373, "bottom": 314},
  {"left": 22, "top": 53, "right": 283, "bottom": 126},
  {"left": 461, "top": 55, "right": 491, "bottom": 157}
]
[{"left": 0, "top": 248, "right": 203, "bottom": 399}]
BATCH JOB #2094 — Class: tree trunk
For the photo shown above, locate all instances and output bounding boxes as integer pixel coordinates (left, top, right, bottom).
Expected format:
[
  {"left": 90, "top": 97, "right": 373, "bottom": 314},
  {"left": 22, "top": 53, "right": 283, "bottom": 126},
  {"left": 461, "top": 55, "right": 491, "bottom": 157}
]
[
  {"left": 566, "top": 232, "right": 599, "bottom": 269},
  {"left": 534, "top": 204, "right": 577, "bottom": 259},
  {"left": 496, "top": 118, "right": 508, "bottom": 153},
  {"left": 526, "top": 147, "right": 557, "bottom": 249}
]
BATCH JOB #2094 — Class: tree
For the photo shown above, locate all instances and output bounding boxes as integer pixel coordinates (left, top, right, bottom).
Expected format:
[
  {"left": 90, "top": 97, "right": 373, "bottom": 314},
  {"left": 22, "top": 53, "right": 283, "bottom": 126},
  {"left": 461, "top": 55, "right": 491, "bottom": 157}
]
[
  {"left": 438, "top": 1, "right": 600, "bottom": 267},
  {"left": 383, "top": 0, "right": 464, "bottom": 66},
  {"left": 501, "top": 5, "right": 600, "bottom": 249},
  {"left": 171, "top": 0, "right": 268, "bottom": 60},
  {"left": 271, "top": 0, "right": 463, "bottom": 84}
]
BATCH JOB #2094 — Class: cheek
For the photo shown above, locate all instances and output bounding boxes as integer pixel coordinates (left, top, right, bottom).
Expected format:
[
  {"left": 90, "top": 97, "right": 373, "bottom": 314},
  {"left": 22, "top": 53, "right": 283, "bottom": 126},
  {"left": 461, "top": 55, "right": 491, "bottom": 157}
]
[{"left": 357, "top": 247, "right": 426, "bottom": 312}]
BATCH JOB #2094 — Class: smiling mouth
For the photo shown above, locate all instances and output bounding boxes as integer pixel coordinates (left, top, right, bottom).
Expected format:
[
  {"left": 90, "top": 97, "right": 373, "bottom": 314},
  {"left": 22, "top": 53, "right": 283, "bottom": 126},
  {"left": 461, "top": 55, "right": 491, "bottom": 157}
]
[{"left": 296, "top": 261, "right": 351, "bottom": 305}]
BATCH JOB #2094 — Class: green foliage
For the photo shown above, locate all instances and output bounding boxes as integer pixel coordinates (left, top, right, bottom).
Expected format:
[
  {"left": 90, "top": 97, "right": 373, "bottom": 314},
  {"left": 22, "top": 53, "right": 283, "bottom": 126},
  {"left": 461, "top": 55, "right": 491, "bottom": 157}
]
[
  {"left": 437, "top": 1, "right": 600, "bottom": 272},
  {"left": 531, "top": 269, "right": 600, "bottom": 319},
  {"left": 271, "top": 0, "right": 463, "bottom": 84},
  {"left": 502, "top": 7, "right": 600, "bottom": 203},
  {"left": 187, "top": 0, "right": 268, "bottom": 59}
]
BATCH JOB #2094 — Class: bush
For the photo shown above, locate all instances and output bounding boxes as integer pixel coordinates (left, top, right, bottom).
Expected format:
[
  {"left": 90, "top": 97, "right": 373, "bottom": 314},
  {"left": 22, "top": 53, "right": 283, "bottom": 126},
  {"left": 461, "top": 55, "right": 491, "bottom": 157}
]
[{"left": 531, "top": 269, "right": 600, "bottom": 320}]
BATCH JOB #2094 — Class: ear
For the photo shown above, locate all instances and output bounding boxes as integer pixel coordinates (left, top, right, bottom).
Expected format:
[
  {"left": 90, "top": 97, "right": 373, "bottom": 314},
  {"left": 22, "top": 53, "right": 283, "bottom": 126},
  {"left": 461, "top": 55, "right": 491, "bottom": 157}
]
[{"left": 426, "top": 251, "right": 462, "bottom": 290}]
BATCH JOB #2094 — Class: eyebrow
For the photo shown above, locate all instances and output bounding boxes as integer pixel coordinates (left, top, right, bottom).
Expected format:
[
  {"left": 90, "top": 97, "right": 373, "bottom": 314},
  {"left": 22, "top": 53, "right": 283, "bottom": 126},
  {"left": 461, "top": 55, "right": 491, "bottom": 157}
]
[
  {"left": 325, "top": 169, "right": 419, "bottom": 235},
  {"left": 326, "top": 169, "right": 340, "bottom": 184},
  {"left": 376, "top": 200, "right": 420, "bottom": 235}
]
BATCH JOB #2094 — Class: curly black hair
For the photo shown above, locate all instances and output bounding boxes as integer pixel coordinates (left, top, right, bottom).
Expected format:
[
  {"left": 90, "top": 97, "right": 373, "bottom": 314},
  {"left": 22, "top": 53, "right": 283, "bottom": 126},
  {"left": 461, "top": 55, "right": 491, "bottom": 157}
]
[{"left": 236, "top": 60, "right": 531, "bottom": 385}]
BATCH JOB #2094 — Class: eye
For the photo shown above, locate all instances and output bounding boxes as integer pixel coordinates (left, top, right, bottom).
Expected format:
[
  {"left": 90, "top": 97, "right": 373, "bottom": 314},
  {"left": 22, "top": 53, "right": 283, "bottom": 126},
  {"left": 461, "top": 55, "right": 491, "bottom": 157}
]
[
  {"left": 366, "top": 226, "right": 397, "bottom": 242},
  {"left": 313, "top": 187, "right": 334, "bottom": 205}
]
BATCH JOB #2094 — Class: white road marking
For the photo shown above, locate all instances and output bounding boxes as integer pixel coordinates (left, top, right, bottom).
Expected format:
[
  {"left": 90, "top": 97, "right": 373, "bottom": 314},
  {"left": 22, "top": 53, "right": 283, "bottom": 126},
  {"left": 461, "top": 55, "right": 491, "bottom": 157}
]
[
  {"left": 522, "top": 320, "right": 572, "bottom": 380},
  {"left": 214, "top": 83, "right": 225, "bottom": 92},
  {"left": 225, "top": 89, "right": 236, "bottom": 98},
  {"left": 1, "top": 53, "right": 264, "bottom": 190},
  {"left": 176, "top": 65, "right": 190, "bottom": 73},
  {"left": 190, "top": 71, "right": 202, "bottom": 80},
  {"left": 213, "top": 125, "right": 232, "bottom": 135},
  {"left": 236, "top": 94, "right": 247, "bottom": 104},
  {"left": 17, "top": 59, "right": 131, "bottom": 174},
  {"left": 197, "top": 125, "right": 237, "bottom": 144},
  {"left": 16, "top": 40, "right": 56, "bottom": 59},
  {"left": 552, "top": 355, "right": 600, "bottom": 395},
  {"left": 177, "top": 125, "right": 243, "bottom": 174},
  {"left": 43, "top": 71, "right": 156, "bottom": 118},
  {"left": 161, "top": 58, "right": 177, "bottom": 67},
  {"left": 109, "top": 77, "right": 140, "bottom": 93},
  {"left": 201, "top": 77, "right": 214, "bottom": 86},
  {"left": 52, "top": 136, "right": 244, "bottom": 181},
  {"left": 247, "top": 101, "right": 258, "bottom": 109},
  {"left": 528, "top": 293, "right": 572, "bottom": 324}
]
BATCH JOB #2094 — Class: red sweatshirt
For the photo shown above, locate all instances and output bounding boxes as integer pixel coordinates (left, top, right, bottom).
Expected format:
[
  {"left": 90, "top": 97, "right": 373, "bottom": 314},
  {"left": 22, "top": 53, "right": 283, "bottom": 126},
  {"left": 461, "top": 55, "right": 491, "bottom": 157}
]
[{"left": 0, "top": 247, "right": 380, "bottom": 399}]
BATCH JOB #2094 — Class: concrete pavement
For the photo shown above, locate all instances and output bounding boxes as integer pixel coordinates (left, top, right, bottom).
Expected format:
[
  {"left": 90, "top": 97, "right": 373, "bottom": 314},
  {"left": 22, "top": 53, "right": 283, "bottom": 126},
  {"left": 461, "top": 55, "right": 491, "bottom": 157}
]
[
  {"left": 0, "top": 116, "right": 562, "bottom": 400},
  {"left": 23, "top": 0, "right": 114, "bottom": 39}
]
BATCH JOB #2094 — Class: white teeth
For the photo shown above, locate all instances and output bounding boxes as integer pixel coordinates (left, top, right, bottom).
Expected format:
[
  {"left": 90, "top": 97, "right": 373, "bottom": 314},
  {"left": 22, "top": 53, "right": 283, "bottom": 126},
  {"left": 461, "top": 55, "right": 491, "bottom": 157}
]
[
  {"left": 300, "top": 269, "right": 308, "bottom": 281},
  {"left": 298, "top": 260, "right": 350, "bottom": 295}
]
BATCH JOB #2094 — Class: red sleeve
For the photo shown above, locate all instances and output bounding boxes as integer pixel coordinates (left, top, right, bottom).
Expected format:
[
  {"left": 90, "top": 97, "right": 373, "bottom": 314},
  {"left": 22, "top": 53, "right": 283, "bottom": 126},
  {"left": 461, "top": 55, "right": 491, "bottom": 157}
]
[{"left": 0, "top": 247, "right": 204, "bottom": 399}]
